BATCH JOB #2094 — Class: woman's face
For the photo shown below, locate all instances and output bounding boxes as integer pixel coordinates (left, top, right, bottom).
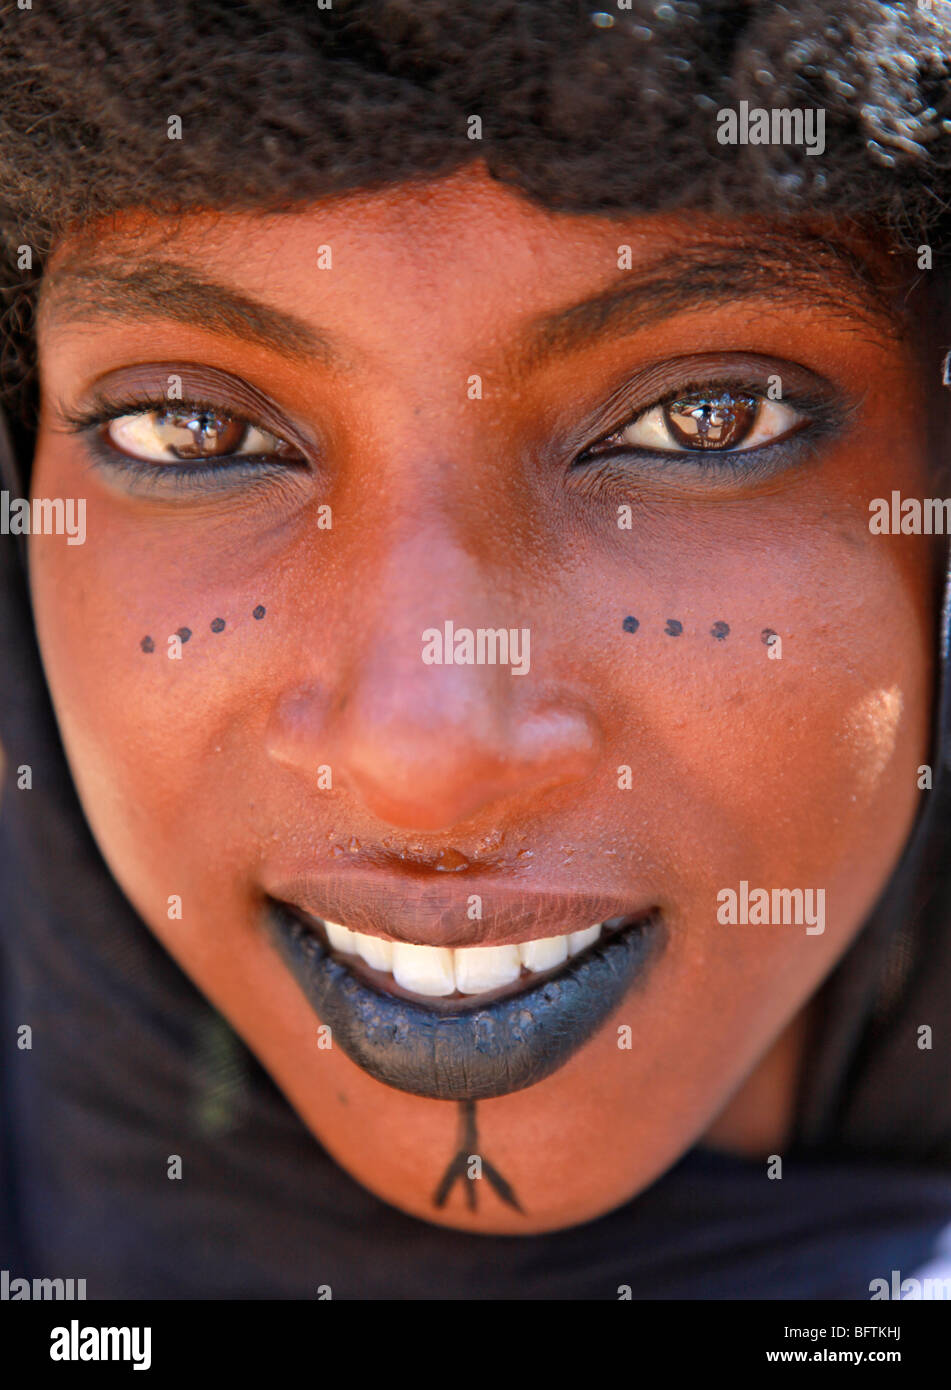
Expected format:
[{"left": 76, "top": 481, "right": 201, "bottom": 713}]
[{"left": 28, "top": 163, "right": 937, "bottom": 1232}]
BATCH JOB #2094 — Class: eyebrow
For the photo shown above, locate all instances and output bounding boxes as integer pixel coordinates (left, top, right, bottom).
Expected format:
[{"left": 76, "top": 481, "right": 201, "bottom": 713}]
[
  {"left": 40, "top": 258, "right": 337, "bottom": 364},
  {"left": 512, "top": 230, "right": 900, "bottom": 377},
  {"left": 40, "top": 229, "right": 899, "bottom": 378}
]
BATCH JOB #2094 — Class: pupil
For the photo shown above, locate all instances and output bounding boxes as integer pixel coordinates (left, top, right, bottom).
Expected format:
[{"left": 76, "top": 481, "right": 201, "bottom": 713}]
[
  {"left": 157, "top": 409, "right": 245, "bottom": 459},
  {"left": 663, "top": 393, "right": 757, "bottom": 450}
]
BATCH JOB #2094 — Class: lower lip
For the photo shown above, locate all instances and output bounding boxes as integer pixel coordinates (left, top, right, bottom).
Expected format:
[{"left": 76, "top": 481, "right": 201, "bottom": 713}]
[{"left": 265, "top": 900, "right": 666, "bottom": 1101}]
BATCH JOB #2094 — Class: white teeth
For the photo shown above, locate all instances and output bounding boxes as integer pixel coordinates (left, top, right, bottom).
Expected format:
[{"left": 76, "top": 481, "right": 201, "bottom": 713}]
[
  {"left": 323, "top": 920, "right": 358, "bottom": 955},
  {"left": 321, "top": 920, "right": 605, "bottom": 996},
  {"left": 354, "top": 933, "right": 394, "bottom": 972},
  {"left": 391, "top": 942, "right": 456, "bottom": 997},
  {"left": 454, "top": 944, "right": 522, "bottom": 995},
  {"left": 567, "top": 923, "right": 602, "bottom": 956},
  {"left": 519, "top": 935, "right": 570, "bottom": 972}
]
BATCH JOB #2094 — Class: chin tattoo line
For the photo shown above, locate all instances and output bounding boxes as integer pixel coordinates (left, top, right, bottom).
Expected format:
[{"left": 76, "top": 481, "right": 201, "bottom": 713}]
[{"left": 432, "top": 1101, "right": 523, "bottom": 1215}]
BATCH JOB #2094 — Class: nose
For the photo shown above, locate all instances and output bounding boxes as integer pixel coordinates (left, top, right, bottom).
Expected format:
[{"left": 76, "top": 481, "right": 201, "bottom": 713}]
[{"left": 265, "top": 530, "right": 603, "bottom": 832}]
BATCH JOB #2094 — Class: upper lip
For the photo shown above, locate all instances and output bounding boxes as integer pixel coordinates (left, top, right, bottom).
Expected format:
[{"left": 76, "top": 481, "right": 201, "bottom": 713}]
[{"left": 264, "top": 869, "right": 657, "bottom": 949}]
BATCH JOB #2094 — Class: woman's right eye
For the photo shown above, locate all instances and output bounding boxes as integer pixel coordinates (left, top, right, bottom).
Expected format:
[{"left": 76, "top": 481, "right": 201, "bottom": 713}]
[{"left": 101, "top": 405, "right": 304, "bottom": 466}]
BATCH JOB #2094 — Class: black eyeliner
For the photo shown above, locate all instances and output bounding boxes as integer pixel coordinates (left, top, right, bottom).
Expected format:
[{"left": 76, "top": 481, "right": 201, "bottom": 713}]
[
  {"left": 574, "top": 377, "right": 854, "bottom": 476},
  {"left": 54, "top": 390, "right": 309, "bottom": 496}
]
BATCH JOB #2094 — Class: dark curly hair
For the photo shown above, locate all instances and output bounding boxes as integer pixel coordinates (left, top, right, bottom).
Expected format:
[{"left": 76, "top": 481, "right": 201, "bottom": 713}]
[{"left": 1, "top": 0, "right": 950, "bottom": 456}]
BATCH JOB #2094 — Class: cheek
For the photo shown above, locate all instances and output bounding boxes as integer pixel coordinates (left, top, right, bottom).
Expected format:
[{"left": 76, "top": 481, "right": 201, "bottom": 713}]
[
  {"left": 554, "top": 515, "right": 934, "bottom": 1156},
  {"left": 27, "top": 478, "right": 292, "bottom": 919},
  {"left": 584, "top": 508, "right": 933, "bottom": 1025}
]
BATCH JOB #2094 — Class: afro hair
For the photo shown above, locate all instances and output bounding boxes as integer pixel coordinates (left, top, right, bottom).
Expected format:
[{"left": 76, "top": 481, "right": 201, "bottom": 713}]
[{"left": 1, "top": 0, "right": 951, "bottom": 443}]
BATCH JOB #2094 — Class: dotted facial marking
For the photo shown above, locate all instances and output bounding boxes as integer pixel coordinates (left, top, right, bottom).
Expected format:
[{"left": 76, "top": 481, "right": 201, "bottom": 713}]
[
  {"left": 140, "top": 606, "right": 267, "bottom": 652},
  {"left": 622, "top": 616, "right": 752, "bottom": 643}
]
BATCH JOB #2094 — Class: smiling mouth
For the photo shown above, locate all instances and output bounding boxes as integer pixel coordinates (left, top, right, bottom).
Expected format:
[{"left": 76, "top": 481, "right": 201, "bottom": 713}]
[{"left": 265, "top": 899, "right": 666, "bottom": 1101}]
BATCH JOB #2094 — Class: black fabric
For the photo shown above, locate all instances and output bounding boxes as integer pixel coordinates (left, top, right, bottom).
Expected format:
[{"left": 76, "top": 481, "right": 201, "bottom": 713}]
[{"left": 2, "top": 393, "right": 951, "bottom": 1298}]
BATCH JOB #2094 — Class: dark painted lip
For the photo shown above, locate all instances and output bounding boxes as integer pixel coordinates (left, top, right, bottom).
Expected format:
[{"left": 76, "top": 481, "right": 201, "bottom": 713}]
[{"left": 264, "top": 898, "right": 666, "bottom": 1101}]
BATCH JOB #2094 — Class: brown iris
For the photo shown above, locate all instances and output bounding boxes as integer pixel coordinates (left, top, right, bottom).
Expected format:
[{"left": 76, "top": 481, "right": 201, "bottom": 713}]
[
  {"left": 154, "top": 408, "right": 248, "bottom": 460},
  {"left": 663, "top": 392, "right": 759, "bottom": 450}
]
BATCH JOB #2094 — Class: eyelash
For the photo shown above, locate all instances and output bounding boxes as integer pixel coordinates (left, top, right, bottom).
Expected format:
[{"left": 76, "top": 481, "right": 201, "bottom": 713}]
[
  {"left": 57, "top": 390, "right": 306, "bottom": 494},
  {"left": 577, "top": 377, "right": 845, "bottom": 470},
  {"left": 57, "top": 372, "right": 846, "bottom": 496}
]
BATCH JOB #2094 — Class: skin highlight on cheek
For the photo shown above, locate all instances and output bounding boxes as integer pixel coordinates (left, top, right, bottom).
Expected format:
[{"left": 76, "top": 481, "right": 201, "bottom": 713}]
[{"left": 841, "top": 685, "right": 904, "bottom": 797}]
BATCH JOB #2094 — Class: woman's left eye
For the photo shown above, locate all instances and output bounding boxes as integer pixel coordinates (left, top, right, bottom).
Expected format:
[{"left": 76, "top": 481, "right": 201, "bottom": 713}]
[
  {"left": 101, "top": 406, "right": 302, "bottom": 465},
  {"left": 585, "top": 389, "right": 807, "bottom": 457}
]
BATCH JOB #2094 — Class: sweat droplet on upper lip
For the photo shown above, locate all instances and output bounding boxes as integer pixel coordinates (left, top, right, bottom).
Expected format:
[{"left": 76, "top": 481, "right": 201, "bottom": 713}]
[
  {"left": 435, "top": 848, "right": 470, "bottom": 872},
  {"left": 322, "top": 918, "right": 607, "bottom": 996}
]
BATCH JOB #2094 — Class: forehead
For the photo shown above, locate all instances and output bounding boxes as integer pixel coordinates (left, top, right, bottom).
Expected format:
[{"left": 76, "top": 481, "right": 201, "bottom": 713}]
[{"left": 37, "top": 162, "right": 901, "bottom": 378}]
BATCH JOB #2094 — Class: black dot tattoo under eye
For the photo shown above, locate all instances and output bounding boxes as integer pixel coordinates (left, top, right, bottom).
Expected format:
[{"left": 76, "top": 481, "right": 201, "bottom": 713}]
[
  {"left": 140, "top": 607, "right": 269, "bottom": 653},
  {"left": 621, "top": 616, "right": 747, "bottom": 643}
]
